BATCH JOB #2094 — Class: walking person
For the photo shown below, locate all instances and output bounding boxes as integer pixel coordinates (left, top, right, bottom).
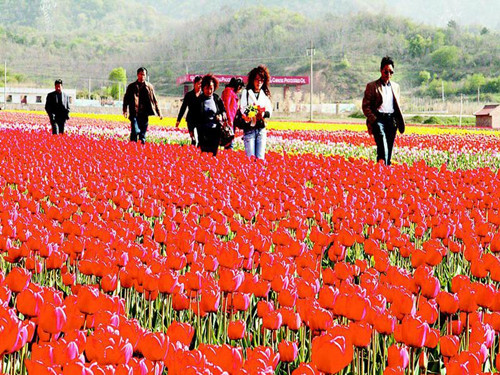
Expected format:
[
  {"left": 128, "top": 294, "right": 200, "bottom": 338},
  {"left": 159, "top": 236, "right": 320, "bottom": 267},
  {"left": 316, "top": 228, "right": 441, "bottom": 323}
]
[
  {"left": 221, "top": 77, "right": 244, "bottom": 149},
  {"left": 362, "top": 56, "right": 405, "bottom": 165},
  {"left": 192, "top": 74, "right": 227, "bottom": 156},
  {"left": 123, "top": 67, "right": 162, "bottom": 144},
  {"left": 45, "top": 79, "right": 70, "bottom": 135},
  {"left": 240, "top": 65, "right": 272, "bottom": 160},
  {"left": 176, "top": 76, "right": 202, "bottom": 145}
]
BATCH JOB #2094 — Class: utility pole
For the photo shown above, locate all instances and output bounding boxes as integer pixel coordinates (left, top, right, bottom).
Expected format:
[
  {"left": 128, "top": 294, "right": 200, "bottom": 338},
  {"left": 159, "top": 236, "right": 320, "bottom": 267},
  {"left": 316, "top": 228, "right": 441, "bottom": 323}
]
[
  {"left": 88, "top": 78, "right": 91, "bottom": 100},
  {"left": 441, "top": 80, "right": 445, "bottom": 102},
  {"left": 307, "top": 40, "right": 315, "bottom": 122},
  {"left": 3, "top": 60, "right": 6, "bottom": 109},
  {"left": 459, "top": 93, "right": 463, "bottom": 127}
]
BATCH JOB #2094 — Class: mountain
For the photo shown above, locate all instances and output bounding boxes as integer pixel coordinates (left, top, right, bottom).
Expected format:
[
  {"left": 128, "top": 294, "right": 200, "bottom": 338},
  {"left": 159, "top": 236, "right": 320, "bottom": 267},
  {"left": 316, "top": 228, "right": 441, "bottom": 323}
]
[
  {"left": 143, "top": 0, "right": 500, "bottom": 30},
  {"left": 0, "top": 1, "right": 499, "bottom": 102}
]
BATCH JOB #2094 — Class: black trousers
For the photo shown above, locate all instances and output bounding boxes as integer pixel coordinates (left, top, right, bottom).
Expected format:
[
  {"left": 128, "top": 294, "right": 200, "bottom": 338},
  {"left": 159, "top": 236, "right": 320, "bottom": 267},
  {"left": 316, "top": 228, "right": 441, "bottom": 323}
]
[
  {"left": 51, "top": 119, "right": 66, "bottom": 135},
  {"left": 372, "top": 115, "right": 397, "bottom": 165},
  {"left": 197, "top": 124, "right": 221, "bottom": 156}
]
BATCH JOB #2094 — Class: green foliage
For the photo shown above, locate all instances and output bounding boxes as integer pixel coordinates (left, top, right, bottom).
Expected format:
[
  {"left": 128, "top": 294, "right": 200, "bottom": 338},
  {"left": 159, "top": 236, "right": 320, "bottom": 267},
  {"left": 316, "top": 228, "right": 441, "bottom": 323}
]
[
  {"left": 408, "top": 34, "right": 430, "bottom": 58},
  {"left": 463, "top": 73, "right": 486, "bottom": 94},
  {"left": 337, "top": 57, "right": 351, "bottom": 70},
  {"left": 483, "top": 77, "right": 500, "bottom": 93},
  {"left": 430, "top": 46, "right": 460, "bottom": 69},
  {"left": 418, "top": 71, "right": 431, "bottom": 85},
  {"left": 348, "top": 109, "right": 365, "bottom": 119},
  {"left": 427, "top": 78, "right": 457, "bottom": 98},
  {"left": 420, "top": 116, "right": 475, "bottom": 126},
  {"left": 108, "top": 67, "right": 127, "bottom": 99}
]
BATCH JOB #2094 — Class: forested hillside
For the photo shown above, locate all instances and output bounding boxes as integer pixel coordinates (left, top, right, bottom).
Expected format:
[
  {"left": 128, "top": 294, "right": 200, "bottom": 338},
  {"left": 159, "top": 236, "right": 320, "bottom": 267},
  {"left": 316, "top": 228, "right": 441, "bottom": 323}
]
[{"left": 1, "top": 2, "right": 499, "bottom": 102}]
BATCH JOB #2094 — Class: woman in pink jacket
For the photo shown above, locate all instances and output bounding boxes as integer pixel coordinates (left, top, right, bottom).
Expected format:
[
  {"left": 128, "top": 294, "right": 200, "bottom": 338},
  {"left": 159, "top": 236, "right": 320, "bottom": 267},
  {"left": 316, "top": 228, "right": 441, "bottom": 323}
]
[{"left": 221, "top": 77, "right": 244, "bottom": 149}]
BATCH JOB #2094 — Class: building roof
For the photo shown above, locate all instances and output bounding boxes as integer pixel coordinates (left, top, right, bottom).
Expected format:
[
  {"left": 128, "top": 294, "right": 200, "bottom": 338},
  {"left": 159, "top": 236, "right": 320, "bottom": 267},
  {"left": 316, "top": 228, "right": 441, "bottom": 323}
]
[{"left": 474, "top": 104, "right": 500, "bottom": 116}]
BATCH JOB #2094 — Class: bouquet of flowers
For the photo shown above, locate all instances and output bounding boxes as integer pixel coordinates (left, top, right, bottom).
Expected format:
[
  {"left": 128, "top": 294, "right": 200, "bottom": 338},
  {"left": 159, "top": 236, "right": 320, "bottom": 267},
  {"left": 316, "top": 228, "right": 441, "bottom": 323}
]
[
  {"left": 244, "top": 104, "right": 265, "bottom": 118},
  {"left": 244, "top": 104, "right": 265, "bottom": 127}
]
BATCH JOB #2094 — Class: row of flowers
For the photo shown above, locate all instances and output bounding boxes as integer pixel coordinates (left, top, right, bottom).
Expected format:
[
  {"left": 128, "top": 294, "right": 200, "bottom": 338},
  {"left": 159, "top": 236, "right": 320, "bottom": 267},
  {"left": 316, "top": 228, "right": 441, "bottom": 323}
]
[
  {"left": 3, "top": 111, "right": 500, "bottom": 171},
  {"left": 0, "top": 119, "right": 500, "bottom": 374}
]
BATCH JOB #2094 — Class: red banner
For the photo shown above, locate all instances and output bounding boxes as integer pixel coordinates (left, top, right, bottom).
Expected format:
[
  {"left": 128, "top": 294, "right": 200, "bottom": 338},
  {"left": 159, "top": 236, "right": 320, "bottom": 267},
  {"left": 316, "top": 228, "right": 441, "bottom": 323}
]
[{"left": 176, "top": 74, "right": 309, "bottom": 86}]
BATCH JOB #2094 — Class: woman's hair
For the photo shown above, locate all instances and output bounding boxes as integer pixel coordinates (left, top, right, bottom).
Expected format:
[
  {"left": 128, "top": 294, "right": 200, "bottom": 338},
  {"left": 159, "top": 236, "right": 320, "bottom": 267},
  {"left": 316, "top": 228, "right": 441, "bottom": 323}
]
[
  {"left": 201, "top": 74, "right": 219, "bottom": 91},
  {"left": 246, "top": 65, "right": 271, "bottom": 99},
  {"left": 227, "top": 77, "right": 244, "bottom": 90}
]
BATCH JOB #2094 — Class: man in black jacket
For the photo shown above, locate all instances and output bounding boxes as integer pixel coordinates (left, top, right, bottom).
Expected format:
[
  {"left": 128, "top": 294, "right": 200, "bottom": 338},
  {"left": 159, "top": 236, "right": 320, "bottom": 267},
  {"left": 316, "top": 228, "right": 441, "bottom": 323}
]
[
  {"left": 175, "top": 76, "right": 202, "bottom": 145},
  {"left": 123, "top": 67, "right": 163, "bottom": 144},
  {"left": 45, "top": 79, "right": 70, "bottom": 135}
]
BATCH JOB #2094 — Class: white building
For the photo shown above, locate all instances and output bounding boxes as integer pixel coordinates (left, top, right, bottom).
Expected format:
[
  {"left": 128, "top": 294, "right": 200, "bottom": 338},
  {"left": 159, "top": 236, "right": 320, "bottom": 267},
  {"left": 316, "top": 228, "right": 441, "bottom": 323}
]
[{"left": 0, "top": 87, "right": 76, "bottom": 106}]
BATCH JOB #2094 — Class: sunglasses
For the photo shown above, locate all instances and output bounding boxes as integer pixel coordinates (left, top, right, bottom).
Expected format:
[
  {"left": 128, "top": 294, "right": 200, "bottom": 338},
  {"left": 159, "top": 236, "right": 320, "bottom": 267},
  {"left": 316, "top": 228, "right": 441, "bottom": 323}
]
[{"left": 383, "top": 69, "right": 394, "bottom": 75}]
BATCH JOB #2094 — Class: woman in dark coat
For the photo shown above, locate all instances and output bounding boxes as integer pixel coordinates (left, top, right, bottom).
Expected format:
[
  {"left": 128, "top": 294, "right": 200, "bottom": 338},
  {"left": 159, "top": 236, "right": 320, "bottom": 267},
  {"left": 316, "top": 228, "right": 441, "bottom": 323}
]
[{"left": 192, "top": 74, "right": 227, "bottom": 156}]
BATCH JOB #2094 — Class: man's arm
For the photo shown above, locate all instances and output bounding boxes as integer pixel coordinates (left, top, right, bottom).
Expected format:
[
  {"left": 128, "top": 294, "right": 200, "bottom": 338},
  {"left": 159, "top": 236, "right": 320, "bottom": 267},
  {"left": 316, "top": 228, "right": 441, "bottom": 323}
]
[
  {"left": 150, "top": 86, "right": 162, "bottom": 120},
  {"left": 176, "top": 93, "right": 190, "bottom": 126},
  {"left": 122, "top": 85, "right": 130, "bottom": 117},
  {"left": 362, "top": 83, "right": 377, "bottom": 134},
  {"left": 45, "top": 93, "right": 54, "bottom": 122}
]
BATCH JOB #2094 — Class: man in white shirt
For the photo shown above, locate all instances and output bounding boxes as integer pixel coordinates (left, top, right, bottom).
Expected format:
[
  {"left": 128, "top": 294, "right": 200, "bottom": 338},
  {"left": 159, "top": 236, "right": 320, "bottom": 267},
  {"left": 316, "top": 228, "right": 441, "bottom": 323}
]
[{"left": 362, "top": 56, "right": 405, "bottom": 165}]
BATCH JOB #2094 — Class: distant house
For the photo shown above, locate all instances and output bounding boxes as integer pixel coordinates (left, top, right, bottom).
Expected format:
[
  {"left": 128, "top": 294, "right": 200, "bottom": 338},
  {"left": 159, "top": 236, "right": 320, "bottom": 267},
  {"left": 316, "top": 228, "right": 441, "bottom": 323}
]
[
  {"left": 474, "top": 104, "right": 500, "bottom": 128},
  {"left": 0, "top": 87, "right": 76, "bottom": 106}
]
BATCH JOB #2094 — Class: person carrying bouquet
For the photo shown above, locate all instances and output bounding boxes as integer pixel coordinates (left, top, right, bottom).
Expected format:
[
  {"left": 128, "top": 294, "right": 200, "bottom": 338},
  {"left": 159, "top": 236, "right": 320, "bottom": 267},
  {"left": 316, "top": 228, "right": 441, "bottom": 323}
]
[{"left": 239, "top": 65, "right": 273, "bottom": 160}]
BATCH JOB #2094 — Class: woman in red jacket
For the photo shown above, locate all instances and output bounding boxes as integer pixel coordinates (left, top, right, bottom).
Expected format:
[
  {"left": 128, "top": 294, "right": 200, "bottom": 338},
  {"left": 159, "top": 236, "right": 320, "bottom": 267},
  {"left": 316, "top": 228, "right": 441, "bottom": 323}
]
[{"left": 221, "top": 77, "right": 244, "bottom": 149}]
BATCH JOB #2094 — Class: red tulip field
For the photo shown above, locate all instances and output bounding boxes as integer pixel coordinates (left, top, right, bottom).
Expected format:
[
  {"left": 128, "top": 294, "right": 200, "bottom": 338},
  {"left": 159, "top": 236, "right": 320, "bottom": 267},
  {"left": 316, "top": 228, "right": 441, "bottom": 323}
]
[{"left": 2, "top": 111, "right": 500, "bottom": 374}]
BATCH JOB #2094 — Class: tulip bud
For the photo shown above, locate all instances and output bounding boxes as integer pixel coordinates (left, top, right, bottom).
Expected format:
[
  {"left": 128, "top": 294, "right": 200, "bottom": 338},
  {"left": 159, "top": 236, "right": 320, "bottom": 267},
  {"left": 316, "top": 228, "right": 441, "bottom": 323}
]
[{"left": 419, "top": 351, "right": 428, "bottom": 370}]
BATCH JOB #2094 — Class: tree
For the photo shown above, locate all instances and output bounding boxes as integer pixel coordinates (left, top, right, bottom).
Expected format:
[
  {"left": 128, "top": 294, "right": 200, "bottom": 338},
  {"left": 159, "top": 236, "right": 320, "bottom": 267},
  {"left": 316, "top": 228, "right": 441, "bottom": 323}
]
[
  {"left": 464, "top": 73, "right": 486, "bottom": 94},
  {"left": 418, "top": 70, "right": 431, "bottom": 85},
  {"left": 430, "top": 46, "right": 460, "bottom": 70},
  {"left": 108, "top": 67, "right": 126, "bottom": 99},
  {"left": 484, "top": 77, "right": 500, "bottom": 94},
  {"left": 427, "top": 78, "right": 456, "bottom": 98},
  {"left": 408, "top": 34, "right": 429, "bottom": 58}
]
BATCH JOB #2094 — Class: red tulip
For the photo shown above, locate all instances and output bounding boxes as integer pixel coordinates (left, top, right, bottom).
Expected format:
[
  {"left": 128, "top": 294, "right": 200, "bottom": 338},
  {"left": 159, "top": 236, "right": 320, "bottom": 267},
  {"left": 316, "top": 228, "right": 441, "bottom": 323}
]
[
  {"left": 39, "top": 303, "right": 67, "bottom": 335},
  {"left": 158, "top": 271, "right": 180, "bottom": 294},
  {"left": 436, "top": 291, "right": 459, "bottom": 315},
  {"left": 400, "top": 316, "right": 429, "bottom": 348},
  {"left": 292, "top": 362, "right": 320, "bottom": 374},
  {"left": 440, "top": 335, "right": 460, "bottom": 357},
  {"left": 0, "top": 309, "right": 28, "bottom": 356},
  {"left": 256, "top": 300, "right": 274, "bottom": 318},
  {"left": 457, "top": 286, "right": 477, "bottom": 313},
  {"left": 53, "top": 339, "right": 80, "bottom": 367},
  {"left": 387, "top": 344, "right": 409, "bottom": 369},
  {"left": 231, "top": 292, "right": 250, "bottom": 311},
  {"left": 4, "top": 267, "right": 31, "bottom": 293},
  {"left": 263, "top": 311, "right": 283, "bottom": 331},
  {"left": 311, "top": 332, "right": 353, "bottom": 374},
  {"left": 138, "top": 332, "right": 169, "bottom": 362},
  {"left": 17, "top": 287, "right": 44, "bottom": 317},
  {"left": 228, "top": 320, "right": 246, "bottom": 340},
  {"left": 349, "top": 321, "right": 372, "bottom": 348},
  {"left": 278, "top": 340, "right": 298, "bottom": 362},
  {"left": 318, "top": 285, "right": 338, "bottom": 310},
  {"left": 218, "top": 267, "right": 244, "bottom": 292},
  {"left": 166, "top": 321, "right": 194, "bottom": 347},
  {"left": 76, "top": 285, "right": 100, "bottom": 315}
]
